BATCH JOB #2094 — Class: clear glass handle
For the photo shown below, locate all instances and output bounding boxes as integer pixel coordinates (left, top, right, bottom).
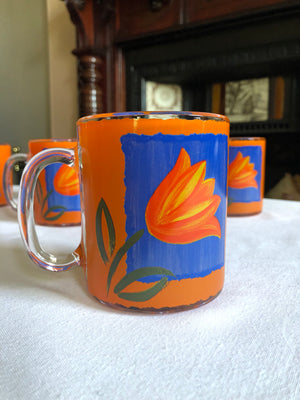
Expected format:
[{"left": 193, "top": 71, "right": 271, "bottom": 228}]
[
  {"left": 3, "top": 153, "right": 27, "bottom": 210},
  {"left": 18, "top": 147, "right": 81, "bottom": 272}
]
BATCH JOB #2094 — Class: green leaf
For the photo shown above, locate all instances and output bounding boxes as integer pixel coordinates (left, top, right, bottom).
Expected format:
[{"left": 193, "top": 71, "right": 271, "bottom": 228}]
[
  {"left": 114, "top": 266, "right": 175, "bottom": 294},
  {"left": 117, "top": 277, "right": 168, "bottom": 302},
  {"left": 43, "top": 205, "right": 67, "bottom": 221},
  {"left": 42, "top": 190, "right": 54, "bottom": 213},
  {"left": 228, "top": 197, "right": 234, "bottom": 206},
  {"left": 107, "top": 229, "right": 144, "bottom": 294},
  {"left": 96, "top": 198, "right": 116, "bottom": 264},
  {"left": 35, "top": 179, "right": 43, "bottom": 204}
]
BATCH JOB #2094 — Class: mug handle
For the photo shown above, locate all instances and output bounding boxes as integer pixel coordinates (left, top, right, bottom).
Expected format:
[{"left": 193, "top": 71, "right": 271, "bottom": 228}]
[
  {"left": 18, "top": 147, "right": 81, "bottom": 272},
  {"left": 3, "top": 153, "right": 27, "bottom": 210}
]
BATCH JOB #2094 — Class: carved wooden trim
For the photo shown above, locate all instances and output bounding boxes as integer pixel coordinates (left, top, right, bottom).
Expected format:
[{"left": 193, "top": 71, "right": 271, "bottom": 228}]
[
  {"left": 64, "top": 0, "right": 91, "bottom": 50},
  {"left": 63, "top": 0, "right": 115, "bottom": 116},
  {"left": 136, "top": 41, "right": 300, "bottom": 79},
  {"left": 77, "top": 54, "right": 103, "bottom": 116}
]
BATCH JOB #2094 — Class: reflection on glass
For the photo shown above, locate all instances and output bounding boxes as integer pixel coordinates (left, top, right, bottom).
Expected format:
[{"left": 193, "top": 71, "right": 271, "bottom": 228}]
[{"left": 146, "top": 81, "right": 183, "bottom": 111}]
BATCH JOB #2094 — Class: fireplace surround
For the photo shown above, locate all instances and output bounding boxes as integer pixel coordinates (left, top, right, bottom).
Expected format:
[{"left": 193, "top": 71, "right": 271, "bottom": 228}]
[{"left": 64, "top": 0, "right": 300, "bottom": 194}]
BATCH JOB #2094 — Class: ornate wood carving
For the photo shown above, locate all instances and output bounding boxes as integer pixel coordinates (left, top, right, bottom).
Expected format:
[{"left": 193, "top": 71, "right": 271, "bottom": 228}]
[
  {"left": 123, "top": 6, "right": 300, "bottom": 194},
  {"left": 135, "top": 42, "right": 300, "bottom": 82},
  {"left": 77, "top": 54, "right": 103, "bottom": 115},
  {"left": 63, "top": 0, "right": 115, "bottom": 116},
  {"left": 63, "top": 0, "right": 300, "bottom": 195}
]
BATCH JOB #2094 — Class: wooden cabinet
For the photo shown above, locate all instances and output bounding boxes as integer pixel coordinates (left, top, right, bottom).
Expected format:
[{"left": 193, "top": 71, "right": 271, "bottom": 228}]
[
  {"left": 115, "top": 0, "right": 299, "bottom": 40},
  {"left": 114, "top": 0, "right": 300, "bottom": 40},
  {"left": 64, "top": 0, "right": 300, "bottom": 115},
  {"left": 64, "top": 0, "right": 300, "bottom": 193},
  {"left": 115, "top": 0, "right": 182, "bottom": 39},
  {"left": 185, "top": 0, "right": 297, "bottom": 24}
]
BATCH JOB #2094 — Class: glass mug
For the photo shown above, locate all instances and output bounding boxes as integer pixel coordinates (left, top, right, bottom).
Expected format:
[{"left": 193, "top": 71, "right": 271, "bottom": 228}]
[
  {"left": 19, "top": 112, "right": 229, "bottom": 312},
  {"left": 4, "top": 139, "right": 81, "bottom": 225},
  {"left": 0, "top": 144, "right": 12, "bottom": 206},
  {"left": 228, "top": 137, "right": 266, "bottom": 216}
]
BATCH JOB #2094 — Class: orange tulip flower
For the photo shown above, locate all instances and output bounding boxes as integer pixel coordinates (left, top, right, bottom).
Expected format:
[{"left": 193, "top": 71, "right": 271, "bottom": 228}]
[
  {"left": 145, "top": 148, "right": 221, "bottom": 244},
  {"left": 53, "top": 164, "right": 80, "bottom": 196},
  {"left": 228, "top": 151, "right": 258, "bottom": 189}
]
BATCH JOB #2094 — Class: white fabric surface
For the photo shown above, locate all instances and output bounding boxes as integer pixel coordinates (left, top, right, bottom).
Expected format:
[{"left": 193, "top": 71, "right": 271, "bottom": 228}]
[{"left": 0, "top": 199, "right": 299, "bottom": 400}]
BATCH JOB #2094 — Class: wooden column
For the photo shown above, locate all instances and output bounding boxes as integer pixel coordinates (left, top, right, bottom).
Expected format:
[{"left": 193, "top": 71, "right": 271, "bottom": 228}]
[
  {"left": 75, "top": 53, "right": 103, "bottom": 116},
  {"left": 63, "top": 0, "right": 115, "bottom": 116}
]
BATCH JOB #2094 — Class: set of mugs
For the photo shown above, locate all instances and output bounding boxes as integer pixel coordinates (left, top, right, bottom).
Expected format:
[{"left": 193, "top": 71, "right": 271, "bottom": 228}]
[
  {"left": 1, "top": 139, "right": 81, "bottom": 224},
  {"left": 1, "top": 111, "right": 266, "bottom": 313}
]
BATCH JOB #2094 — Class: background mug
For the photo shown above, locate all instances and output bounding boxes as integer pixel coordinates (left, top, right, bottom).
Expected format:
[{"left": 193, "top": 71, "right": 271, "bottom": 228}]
[
  {"left": 227, "top": 137, "right": 266, "bottom": 216},
  {"left": 19, "top": 112, "right": 229, "bottom": 312},
  {"left": 0, "top": 144, "right": 11, "bottom": 206},
  {"left": 4, "top": 139, "right": 81, "bottom": 225}
]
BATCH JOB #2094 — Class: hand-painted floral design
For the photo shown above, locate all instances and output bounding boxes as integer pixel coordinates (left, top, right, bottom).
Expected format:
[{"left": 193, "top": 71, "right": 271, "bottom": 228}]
[
  {"left": 96, "top": 198, "right": 175, "bottom": 302},
  {"left": 145, "top": 148, "right": 221, "bottom": 244},
  {"left": 35, "top": 164, "right": 80, "bottom": 222},
  {"left": 53, "top": 164, "right": 80, "bottom": 196},
  {"left": 35, "top": 179, "right": 67, "bottom": 221},
  {"left": 228, "top": 151, "right": 258, "bottom": 189}
]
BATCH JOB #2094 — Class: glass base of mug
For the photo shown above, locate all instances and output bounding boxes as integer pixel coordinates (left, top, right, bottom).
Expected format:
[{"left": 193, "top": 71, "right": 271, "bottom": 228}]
[
  {"left": 35, "top": 221, "right": 81, "bottom": 227},
  {"left": 94, "top": 290, "right": 222, "bottom": 314}
]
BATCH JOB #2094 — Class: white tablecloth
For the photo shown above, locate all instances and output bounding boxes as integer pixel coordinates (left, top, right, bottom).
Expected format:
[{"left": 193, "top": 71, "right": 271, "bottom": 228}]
[{"left": 0, "top": 199, "right": 299, "bottom": 400}]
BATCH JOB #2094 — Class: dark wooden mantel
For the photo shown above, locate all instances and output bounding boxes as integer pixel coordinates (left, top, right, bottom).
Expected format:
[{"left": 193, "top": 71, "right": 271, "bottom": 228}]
[
  {"left": 63, "top": 0, "right": 300, "bottom": 194},
  {"left": 63, "top": 0, "right": 300, "bottom": 117},
  {"left": 63, "top": 0, "right": 118, "bottom": 116}
]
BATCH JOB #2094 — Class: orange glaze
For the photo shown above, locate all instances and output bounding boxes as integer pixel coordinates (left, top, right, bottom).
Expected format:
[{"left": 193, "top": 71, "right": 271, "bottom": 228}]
[
  {"left": 228, "top": 137, "right": 266, "bottom": 216},
  {"left": 28, "top": 139, "right": 81, "bottom": 226},
  {"left": 0, "top": 144, "right": 12, "bottom": 206},
  {"left": 77, "top": 112, "right": 229, "bottom": 311}
]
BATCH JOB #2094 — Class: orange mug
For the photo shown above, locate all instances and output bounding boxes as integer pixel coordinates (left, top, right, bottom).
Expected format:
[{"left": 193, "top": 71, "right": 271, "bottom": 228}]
[
  {"left": 5, "top": 139, "right": 81, "bottom": 225},
  {"left": 227, "top": 137, "right": 266, "bottom": 216},
  {"left": 18, "top": 112, "right": 229, "bottom": 312},
  {"left": 0, "top": 144, "right": 11, "bottom": 206}
]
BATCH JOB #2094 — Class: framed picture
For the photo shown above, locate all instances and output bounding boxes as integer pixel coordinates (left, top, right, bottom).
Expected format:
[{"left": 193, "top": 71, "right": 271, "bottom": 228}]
[
  {"left": 145, "top": 81, "right": 183, "bottom": 111},
  {"left": 211, "top": 76, "right": 286, "bottom": 123}
]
